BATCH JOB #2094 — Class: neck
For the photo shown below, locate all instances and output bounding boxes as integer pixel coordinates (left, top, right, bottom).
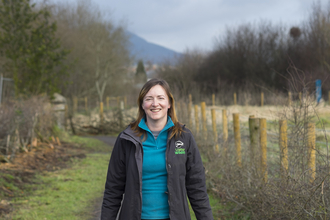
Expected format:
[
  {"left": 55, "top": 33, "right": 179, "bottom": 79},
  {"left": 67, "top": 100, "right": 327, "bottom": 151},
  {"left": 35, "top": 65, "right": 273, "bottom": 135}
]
[{"left": 146, "top": 118, "right": 167, "bottom": 131}]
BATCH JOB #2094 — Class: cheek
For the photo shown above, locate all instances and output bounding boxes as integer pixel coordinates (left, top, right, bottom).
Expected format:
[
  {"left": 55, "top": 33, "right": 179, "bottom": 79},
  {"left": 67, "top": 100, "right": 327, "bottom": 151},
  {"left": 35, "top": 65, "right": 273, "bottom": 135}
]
[{"left": 142, "top": 102, "right": 148, "bottom": 110}]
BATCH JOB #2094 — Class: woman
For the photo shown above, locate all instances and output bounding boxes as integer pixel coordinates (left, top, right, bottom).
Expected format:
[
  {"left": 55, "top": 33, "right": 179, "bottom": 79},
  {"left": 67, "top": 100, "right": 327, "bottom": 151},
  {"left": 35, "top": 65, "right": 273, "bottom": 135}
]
[{"left": 101, "top": 78, "right": 213, "bottom": 220}]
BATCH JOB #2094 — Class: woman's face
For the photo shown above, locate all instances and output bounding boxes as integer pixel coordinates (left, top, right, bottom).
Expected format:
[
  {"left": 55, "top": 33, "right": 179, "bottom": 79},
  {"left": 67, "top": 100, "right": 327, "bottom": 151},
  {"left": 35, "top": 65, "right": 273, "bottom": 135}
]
[{"left": 142, "top": 85, "right": 171, "bottom": 125}]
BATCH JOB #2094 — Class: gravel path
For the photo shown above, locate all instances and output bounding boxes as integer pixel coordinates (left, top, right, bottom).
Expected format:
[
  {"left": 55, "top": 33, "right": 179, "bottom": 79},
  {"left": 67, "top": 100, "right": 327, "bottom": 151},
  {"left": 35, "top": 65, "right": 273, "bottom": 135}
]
[
  {"left": 91, "top": 136, "right": 118, "bottom": 147},
  {"left": 88, "top": 136, "right": 117, "bottom": 220}
]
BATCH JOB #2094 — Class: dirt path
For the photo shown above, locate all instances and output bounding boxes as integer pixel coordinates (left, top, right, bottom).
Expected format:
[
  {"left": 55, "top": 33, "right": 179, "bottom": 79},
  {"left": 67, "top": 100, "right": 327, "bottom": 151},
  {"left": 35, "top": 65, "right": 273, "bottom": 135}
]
[{"left": 88, "top": 136, "right": 117, "bottom": 220}]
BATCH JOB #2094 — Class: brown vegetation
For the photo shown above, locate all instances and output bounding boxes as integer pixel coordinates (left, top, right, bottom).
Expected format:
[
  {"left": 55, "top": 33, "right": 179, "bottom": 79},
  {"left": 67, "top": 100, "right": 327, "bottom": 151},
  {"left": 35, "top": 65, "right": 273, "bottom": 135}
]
[{"left": 0, "top": 96, "right": 56, "bottom": 162}]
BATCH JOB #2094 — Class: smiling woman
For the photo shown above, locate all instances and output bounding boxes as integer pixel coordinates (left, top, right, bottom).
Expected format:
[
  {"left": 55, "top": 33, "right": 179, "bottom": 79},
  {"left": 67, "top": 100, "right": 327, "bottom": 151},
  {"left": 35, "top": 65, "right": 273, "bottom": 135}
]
[
  {"left": 142, "top": 84, "right": 171, "bottom": 131},
  {"left": 101, "top": 78, "right": 214, "bottom": 220}
]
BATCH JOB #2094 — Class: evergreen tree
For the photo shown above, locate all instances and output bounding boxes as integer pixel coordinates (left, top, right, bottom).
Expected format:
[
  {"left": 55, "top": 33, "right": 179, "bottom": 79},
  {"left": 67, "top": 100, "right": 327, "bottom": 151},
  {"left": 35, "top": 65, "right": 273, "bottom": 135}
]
[
  {"left": 135, "top": 60, "right": 147, "bottom": 83},
  {"left": 0, "top": 0, "right": 69, "bottom": 96}
]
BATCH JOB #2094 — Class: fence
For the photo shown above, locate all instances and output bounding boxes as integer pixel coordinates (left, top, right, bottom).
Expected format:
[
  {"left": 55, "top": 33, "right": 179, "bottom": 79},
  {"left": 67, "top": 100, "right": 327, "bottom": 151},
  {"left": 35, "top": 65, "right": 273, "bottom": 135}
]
[
  {"left": 64, "top": 96, "right": 133, "bottom": 134},
  {"left": 175, "top": 94, "right": 330, "bottom": 218},
  {"left": 0, "top": 75, "right": 14, "bottom": 105},
  {"left": 69, "top": 96, "right": 128, "bottom": 113},
  {"left": 176, "top": 95, "right": 329, "bottom": 181},
  {"left": 197, "top": 91, "right": 330, "bottom": 106}
]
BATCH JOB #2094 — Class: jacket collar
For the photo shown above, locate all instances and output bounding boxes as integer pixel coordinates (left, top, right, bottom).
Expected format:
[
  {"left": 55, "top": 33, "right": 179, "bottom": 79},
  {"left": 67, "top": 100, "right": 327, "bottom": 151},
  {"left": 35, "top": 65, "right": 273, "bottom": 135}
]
[{"left": 122, "top": 125, "right": 141, "bottom": 144}]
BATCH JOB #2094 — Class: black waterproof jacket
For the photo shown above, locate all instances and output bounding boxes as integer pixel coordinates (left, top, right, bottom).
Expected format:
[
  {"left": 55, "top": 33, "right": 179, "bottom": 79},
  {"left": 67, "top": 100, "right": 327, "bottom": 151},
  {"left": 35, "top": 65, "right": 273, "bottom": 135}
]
[{"left": 101, "top": 125, "right": 214, "bottom": 220}]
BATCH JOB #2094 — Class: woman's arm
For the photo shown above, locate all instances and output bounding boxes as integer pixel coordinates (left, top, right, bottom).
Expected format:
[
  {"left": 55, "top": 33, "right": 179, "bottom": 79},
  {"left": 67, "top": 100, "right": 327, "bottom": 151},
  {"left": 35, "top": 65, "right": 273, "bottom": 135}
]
[
  {"left": 185, "top": 132, "right": 214, "bottom": 220},
  {"left": 101, "top": 135, "right": 126, "bottom": 220}
]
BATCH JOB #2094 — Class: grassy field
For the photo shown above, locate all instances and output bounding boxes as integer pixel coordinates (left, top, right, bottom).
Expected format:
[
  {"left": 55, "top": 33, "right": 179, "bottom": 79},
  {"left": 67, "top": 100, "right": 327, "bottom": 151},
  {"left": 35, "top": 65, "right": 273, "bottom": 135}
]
[
  {"left": 5, "top": 136, "right": 110, "bottom": 220},
  {"left": 12, "top": 153, "right": 110, "bottom": 220}
]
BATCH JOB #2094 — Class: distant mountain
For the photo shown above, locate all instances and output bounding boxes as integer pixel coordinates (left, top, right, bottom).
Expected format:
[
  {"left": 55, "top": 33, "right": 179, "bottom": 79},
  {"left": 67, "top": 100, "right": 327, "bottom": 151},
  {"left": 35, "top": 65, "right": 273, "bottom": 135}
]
[{"left": 126, "top": 31, "right": 182, "bottom": 64}]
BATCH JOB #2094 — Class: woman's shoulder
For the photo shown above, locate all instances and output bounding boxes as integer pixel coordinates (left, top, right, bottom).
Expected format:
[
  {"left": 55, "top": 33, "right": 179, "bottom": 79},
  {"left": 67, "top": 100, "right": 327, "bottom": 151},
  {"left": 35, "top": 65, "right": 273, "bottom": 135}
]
[
  {"left": 172, "top": 123, "right": 194, "bottom": 139},
  {"left": 117, "top": 125, "right": 141, "bottom": 143},
  {"left": 180, "top": 124, "right": 193, "bottom": 134}
]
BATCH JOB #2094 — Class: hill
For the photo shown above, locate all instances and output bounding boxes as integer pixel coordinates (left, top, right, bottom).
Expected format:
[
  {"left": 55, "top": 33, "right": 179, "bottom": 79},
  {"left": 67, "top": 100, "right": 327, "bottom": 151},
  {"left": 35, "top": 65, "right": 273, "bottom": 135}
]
[{"left": 127, "top": 31, "right": 182, "bottom": 64}]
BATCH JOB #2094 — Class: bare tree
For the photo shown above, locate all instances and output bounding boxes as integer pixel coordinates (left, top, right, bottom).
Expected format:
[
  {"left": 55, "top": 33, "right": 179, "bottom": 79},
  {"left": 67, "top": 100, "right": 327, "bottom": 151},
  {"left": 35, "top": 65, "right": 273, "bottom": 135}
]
[{"left": 48, "top": 0, "right": 131, "bottom": 102}]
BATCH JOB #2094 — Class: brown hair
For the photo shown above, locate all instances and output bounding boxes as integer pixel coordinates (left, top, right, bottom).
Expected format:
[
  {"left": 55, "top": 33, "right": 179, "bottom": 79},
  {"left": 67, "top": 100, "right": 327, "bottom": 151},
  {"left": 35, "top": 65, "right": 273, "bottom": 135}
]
[{"left": 130, "top": 78, "right": 183, "bottom": 140}]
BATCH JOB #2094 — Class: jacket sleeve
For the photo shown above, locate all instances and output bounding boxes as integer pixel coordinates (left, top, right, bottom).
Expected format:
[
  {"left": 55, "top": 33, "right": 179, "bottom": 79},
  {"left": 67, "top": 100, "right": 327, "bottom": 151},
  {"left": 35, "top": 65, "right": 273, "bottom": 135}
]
[
  {"left": 101, "top": 134, "right": 126, "bottom": 220},
  {"left": 185, "top": 132, "right": 214, "bottom": 220}
]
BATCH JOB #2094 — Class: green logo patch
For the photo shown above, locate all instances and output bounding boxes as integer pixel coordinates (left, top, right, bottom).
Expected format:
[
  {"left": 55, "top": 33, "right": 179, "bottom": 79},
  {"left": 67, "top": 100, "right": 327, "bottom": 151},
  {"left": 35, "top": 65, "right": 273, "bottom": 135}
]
[{"left": 175, "top": 148, "right": 185, "bottom": 154}]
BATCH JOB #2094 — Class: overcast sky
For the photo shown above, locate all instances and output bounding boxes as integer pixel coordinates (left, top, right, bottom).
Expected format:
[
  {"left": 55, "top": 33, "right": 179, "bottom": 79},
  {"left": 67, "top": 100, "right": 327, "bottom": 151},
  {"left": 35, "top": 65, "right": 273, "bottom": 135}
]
[{"left": 59, "top": 0, "right": 329, "bottom": 53}]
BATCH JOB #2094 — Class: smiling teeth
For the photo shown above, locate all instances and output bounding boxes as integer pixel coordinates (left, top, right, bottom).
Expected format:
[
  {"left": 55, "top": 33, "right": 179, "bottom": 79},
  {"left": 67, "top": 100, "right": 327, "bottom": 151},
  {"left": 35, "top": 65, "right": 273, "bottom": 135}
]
[{"left": 151, "top": 109, "right": 161, "bottom": 112}]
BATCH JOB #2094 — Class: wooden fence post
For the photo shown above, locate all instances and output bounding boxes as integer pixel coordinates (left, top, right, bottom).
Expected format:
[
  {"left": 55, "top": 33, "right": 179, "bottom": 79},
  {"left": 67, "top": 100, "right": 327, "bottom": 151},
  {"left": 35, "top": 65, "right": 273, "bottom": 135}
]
[
  {"left": 85, "top": 97, "right": 88, "bottom": 112},
  {"left": 261, "top": 92, "right": 264, "bottom": 107},
  {"left": 288, "top": 92, "right": 292, "bottom": 106},
  {"left": 211, "top": 109, "right": 219, "bottom": 152},
  {"left": 233, "top": 113, "right": 241, "bottom": 167},
  {"left": 117, "top": 97, "right": 120, "bottom": 108},
  {"left": 222, "top": 109, "right": 228, "bottom": 155},
  {"left": 177, "top": 102, "right": 181, "bottom": 120},
  {"left": 201, "top": 102, "right": 207, "bottom": 138},
  {"left": 100, "top": 102, "right": 104, "bottom": 126},
  {"left": 279, "top": 120, "right": 288, "bottom": 180},
  {"left": 182, "top": 102, "right": 187, "bottom": 124},
  {"left": 222, "top": 109, "right": 228, "bottom": 142},
  {"left": 120, "top": 101, "right": 124, "bottom": 110},
  {"left": 194, "top": 105, "right": 199, "bottom": 135},
  {"left": 188, "top": 94, "right": 193, "bottom": 128},
  {"left": 6, "top": 135, "right": 10, "bottom": 155},
  {"left": 260, "top": 118, "right": 267, "bottom": 182},
  {"left": 124, "top": 96, "right": 127, "bottom": 109},
  {"left": 212, "top": 94, "right": 215, "bottom": 106},
  {"left": 234, "top": 93, "right": 237, "bottom": 105},
  {"left": 299, "top": 92, "right": 302, "bottom": 106},
  {"left": 307, "top": 123, "right": 316, "bottom": 183},
  {"left": 249, "top": 116, "right": 260, "bottom": 171},
  {"left": 64, "top": 104, "right": 68, "bottom": 131},
  {"left": 73, "top": 96, "right": 78, "bottom": 113},
  {"left": 106, "top": 96, "right": 110, "bottom": 109}
]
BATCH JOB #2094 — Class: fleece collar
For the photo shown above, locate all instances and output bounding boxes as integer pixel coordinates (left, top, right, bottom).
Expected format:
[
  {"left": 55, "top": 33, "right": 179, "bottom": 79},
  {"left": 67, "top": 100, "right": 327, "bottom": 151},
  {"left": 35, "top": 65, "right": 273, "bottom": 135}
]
[{"left": 138, "top": 116, "right": 174, "bottom": 133}]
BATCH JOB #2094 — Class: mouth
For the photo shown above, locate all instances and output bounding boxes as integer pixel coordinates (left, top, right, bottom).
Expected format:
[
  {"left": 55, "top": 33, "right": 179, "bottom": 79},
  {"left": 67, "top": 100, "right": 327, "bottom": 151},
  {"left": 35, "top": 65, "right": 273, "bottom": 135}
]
[{"left": 150, "top": 109, "right": 161, "bottom": 113}]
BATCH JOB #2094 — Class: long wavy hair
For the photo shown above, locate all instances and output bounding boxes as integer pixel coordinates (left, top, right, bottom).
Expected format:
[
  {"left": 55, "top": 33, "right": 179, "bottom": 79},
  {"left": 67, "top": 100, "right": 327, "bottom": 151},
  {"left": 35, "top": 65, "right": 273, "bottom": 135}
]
[{"left": 130, "top": 78, "right": 183, "bottom": 140}]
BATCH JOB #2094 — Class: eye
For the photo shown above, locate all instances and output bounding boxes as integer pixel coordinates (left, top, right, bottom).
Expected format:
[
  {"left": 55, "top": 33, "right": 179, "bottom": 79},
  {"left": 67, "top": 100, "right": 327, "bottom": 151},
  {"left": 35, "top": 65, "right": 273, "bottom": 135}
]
[{"left": 159, "top": 97, "right": 165, "bottom": 100}]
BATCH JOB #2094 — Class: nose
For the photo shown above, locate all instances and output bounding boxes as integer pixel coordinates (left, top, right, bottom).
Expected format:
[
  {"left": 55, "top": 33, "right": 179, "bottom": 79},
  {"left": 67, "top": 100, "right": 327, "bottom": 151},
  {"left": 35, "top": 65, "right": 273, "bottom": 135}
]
[{"left": 152, "top": 99, "right": 159, "bottom": 106}]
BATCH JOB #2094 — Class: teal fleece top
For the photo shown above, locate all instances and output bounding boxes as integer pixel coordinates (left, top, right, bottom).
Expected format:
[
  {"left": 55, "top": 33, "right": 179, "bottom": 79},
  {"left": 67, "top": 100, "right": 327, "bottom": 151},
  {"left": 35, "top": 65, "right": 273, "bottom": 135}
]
[{"left": 138, "top": 116, "right": 174, "bottom": 219}]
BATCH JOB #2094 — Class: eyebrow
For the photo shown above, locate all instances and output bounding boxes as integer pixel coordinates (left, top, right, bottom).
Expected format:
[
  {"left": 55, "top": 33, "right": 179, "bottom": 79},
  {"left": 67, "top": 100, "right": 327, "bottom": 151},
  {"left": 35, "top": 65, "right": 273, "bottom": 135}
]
[{"left": 144, "top": 95, "right": 166, "bottom": 98}]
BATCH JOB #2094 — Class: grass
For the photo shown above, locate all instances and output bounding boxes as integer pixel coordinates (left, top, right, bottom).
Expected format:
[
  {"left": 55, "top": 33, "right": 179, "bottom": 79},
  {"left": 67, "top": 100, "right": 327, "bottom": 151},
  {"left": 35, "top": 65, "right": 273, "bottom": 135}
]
[
  {"left": 12, "top": 153, "right": 110, "bottom": 220},
  {"left": 0, "top": 173, "right": 22, "bottom": 197},
  {"left": 187, "top": 193, "right": 224, "bottom": 220},
  {"left": 62, "top": 135, "right": 112, "bottom": 152},
  {"left": 0, "top": 134, "right": 111, "bottom": 220}
]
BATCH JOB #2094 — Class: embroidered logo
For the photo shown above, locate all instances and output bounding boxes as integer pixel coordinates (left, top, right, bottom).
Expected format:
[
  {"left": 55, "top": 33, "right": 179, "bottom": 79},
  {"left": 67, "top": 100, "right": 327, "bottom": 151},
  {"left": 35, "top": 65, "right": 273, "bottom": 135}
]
[
  {"left": 175, "top": 141, "right": 185, "bottom": 154},
  {"left": 175, "top": 140, "right": 184, "bottom": 148}
]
